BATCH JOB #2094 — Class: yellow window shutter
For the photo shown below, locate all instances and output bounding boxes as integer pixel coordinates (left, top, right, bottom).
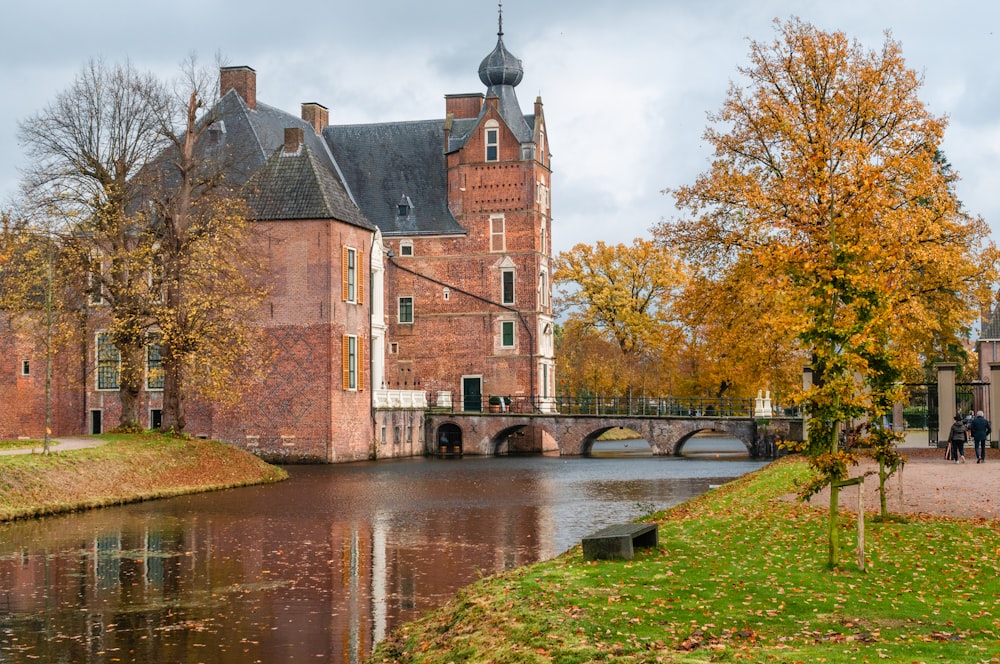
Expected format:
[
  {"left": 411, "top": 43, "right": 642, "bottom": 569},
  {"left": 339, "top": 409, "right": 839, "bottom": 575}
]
[
  {"left": 357, "top": 251, "right": 365, "bottom": 305},
  {"left": 341, "top": 335, "right": 350, "bottom": 390},
  {"left": 358, "top": 336, "right": 365, "bottom": 391},
  {"left": 341, "top": 246, "right": 349, "bottom": 301}
]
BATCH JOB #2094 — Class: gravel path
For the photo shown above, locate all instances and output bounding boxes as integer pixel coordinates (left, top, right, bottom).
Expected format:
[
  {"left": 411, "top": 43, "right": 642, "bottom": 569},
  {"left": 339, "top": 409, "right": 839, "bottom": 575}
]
[
  {"left": 797, "top": 447, "right": 1000, "bottom": 520},
  {"left": 0, "top": 437, "right": 105, "bottom": 456}
]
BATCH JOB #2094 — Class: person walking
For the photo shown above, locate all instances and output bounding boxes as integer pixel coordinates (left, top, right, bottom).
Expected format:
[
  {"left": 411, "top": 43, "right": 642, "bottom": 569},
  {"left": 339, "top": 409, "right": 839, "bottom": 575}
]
[
  {"left": 948, "top": 414, "right": 969, "bottom": 464},
  {"left": 970, "top": 410, "right": 992, "bottom": 464}
]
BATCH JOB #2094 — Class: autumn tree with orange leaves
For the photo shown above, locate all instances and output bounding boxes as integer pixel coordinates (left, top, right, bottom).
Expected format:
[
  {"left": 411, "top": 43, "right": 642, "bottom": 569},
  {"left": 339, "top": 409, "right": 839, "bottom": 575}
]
[
  {"left": 657, "top": 19, "right": 997, "bottom": 566},
  {"left": 554, "top": 238, "right": 685, "bottom": 400}
]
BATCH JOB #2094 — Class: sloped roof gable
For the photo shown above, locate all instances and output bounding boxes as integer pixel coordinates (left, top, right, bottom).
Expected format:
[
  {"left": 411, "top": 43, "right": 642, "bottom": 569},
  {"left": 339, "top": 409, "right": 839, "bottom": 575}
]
[{"left": 244, "top": 142, "right": 373, "bottom": 229}]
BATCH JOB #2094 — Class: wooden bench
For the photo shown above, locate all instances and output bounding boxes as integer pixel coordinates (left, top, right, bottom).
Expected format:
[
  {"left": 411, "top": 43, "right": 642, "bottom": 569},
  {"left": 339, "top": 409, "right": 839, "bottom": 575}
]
[{"left": 581, "top": 522, "right": 659, "bottom": 560}]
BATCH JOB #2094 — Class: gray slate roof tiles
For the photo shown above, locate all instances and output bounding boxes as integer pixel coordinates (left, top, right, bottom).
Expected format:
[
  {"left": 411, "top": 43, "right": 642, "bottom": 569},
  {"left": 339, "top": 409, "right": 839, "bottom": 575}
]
[{"left": 325, "top": 120, "right": 466, "bottom": 237}]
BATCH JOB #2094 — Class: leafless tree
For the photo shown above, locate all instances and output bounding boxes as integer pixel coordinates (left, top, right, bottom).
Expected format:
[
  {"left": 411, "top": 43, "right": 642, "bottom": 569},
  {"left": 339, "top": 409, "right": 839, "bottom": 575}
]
[{"left": 19, "top": 59, "right": 169, "bottom": 429}]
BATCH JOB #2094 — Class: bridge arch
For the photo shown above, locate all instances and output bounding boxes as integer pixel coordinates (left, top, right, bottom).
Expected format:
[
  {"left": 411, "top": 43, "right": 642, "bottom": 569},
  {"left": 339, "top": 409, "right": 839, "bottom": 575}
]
[
  {"left": 672, "top": 427, "right": 751, "bottom": 456},
  {"left": 490, "top": 424, "right": 557, "bottom": 455},
  {"left": 425, "top": 413, "right": 770, "bottom": 458},
  {"left": 434, "top": 422, "right": 463, "bottom": 456}
]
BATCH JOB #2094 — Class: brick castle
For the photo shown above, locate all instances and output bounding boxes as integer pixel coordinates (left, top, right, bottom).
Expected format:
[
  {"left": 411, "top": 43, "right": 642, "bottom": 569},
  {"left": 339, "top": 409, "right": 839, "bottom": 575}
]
[{"left": 0, "top": 20, "right": 554, "bottom": 462}]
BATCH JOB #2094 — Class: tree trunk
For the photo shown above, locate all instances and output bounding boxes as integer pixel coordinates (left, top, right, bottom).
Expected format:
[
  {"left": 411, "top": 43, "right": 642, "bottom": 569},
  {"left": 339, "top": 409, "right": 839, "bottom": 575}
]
[
  {"left": 117, "top": 344, "right": 144, "bottom": 429},
  {"left": 828, "top": 483, "right": 839, "bottom": 568},
  {"left": 827, "top": 423, "right": 840, "bottom": 569},
  {"left": 159, "top": 354, "right": 185, "bottom": 433},
  {"left": 878, "top": 461, "right": 889, "bottom": 520}
]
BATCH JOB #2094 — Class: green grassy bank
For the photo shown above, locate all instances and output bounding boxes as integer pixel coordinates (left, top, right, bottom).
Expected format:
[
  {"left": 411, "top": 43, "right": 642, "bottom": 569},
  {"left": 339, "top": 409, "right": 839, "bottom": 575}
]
[
  {"left": 0, "top": 433, "right": 287, "bottom": 521},
  {"left": 369, "top": 458, "right": 1000, "bottom": 663}
]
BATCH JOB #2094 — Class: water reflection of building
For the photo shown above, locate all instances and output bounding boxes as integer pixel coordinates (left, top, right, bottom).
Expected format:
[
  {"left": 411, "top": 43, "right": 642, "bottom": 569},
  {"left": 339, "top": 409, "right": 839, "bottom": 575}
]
[{"left": 0, "top": 473, "right": 549, "bottom": 662}]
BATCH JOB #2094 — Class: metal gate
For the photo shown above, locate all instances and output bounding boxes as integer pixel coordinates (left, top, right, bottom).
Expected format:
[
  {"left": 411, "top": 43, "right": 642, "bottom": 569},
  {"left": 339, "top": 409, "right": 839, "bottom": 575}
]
[
  {"left": 902, "top": 383, "right": 936, "bottom": 445},
  {"left": 956, "top": 381, "right": 990, "bottom": 421}
]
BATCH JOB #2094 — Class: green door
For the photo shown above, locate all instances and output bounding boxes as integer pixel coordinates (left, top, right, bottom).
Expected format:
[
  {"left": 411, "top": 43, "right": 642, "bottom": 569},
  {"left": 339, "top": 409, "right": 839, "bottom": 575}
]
[{"left": 463, "top": 377, "right": 482, "bottom": 412}]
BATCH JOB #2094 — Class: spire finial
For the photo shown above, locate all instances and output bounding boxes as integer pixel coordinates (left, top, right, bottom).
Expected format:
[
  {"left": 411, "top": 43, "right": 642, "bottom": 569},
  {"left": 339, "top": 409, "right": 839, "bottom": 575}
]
[{"left": 498, "top": 1, "right": 503, "bottom": 37}]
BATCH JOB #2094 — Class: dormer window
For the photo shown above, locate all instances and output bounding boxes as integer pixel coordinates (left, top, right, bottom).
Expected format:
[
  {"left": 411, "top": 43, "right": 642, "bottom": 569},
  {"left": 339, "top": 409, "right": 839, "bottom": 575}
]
[
  {"left": 397, "top": 194, "right": 413, "bottom": 218},
  {"left": 206, "top": 121, "right": 226, "bottom": 148},
  {"left": 485, "top": 120, "right": 499, "bottom": 162}
]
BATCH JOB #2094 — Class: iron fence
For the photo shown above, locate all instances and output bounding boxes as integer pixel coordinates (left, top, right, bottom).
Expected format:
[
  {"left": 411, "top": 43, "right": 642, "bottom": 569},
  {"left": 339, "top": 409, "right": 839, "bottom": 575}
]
[{"left": 433, "top": 394, "right": 795, "bottom": 418}]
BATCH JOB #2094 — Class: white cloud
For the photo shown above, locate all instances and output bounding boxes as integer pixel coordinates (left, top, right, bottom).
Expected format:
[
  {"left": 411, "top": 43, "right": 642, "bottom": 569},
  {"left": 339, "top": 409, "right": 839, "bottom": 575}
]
[{"left": 2, "top": 0, "right": 999, "bottom": 257}]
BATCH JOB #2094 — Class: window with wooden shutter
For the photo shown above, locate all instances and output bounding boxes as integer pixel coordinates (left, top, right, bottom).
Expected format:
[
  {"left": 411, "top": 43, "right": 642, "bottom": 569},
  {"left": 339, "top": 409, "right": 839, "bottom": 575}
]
[
  {"left": 342, "top": 335, "right": 351, "bottom": 389},
  {"left": 357, "top": 336, "right": 364, "bottom": 391},
  {"left": 342, "top": 246, "right": 350, "bottom": 301},
  {"left": 343, "top": 335, "right": 360, "bottom": 390},
  {"left": 357, "top": 250, "right": 364, "bottom": 305}
]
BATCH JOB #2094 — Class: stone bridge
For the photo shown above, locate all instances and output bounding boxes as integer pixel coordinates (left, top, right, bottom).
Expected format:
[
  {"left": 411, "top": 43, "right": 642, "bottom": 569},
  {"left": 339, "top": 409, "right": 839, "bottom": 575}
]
[{"left": 426, "top": 412, "right": 802, "bottom": 458}]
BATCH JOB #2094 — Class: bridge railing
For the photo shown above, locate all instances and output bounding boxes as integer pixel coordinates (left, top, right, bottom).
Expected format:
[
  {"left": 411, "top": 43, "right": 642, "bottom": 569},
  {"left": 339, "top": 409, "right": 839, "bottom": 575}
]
[
  {"left": 443, "top": 395, "right": 762, "bottom": 417},
  {"left": 547, "top": 396, "right": 757, "bottom": 417}
]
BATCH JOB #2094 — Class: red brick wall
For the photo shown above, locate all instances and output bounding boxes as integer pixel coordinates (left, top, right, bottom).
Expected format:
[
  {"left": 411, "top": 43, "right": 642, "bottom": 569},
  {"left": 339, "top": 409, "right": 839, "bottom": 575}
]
[
  {"left": 384, "top": 101, "right": 553, "bottom": 408},
  {"left": 14, "top": 217, "right": 377, "bottom": 463},
  {"left": 0, "top": 314, "right": 88, "bottom": 439},
  {"left": 209, "top": 219, "right": 374, "bottom": 462}
]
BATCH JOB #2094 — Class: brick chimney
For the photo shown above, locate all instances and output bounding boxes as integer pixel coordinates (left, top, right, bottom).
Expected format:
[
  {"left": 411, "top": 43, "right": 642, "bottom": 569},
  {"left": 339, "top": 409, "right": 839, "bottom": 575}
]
[
  {"left": 301, "top": 103, "right": 329, "bottom": 135},
  {"left": 220, "top": 66, "right": 257, "bottom": 110},
  {"left": 445, "top": 93, "right": 484, "bottom": 119},
  {"left": 284, "top": 127, "right": 304, "bottom": 154}
]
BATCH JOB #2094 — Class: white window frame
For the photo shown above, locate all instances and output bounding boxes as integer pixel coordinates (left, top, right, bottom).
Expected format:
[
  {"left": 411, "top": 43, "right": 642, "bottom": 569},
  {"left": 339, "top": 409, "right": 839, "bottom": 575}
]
[
  {"left": 502, "top": 269, "right": 515, "bottom": 305},
  {"left": 20, "top": 359, "right": 30, "bottom": 376},
  {"left": 346, "top": 335, "right": 359, "bottom": 391},
  {"left": 500, "top": 320, "right": 515, "bottom": 348},
  {"left": 345, "top": 247, "right": 358, "bottom": 303},
  {"left": 146, "top": 333, "right": 164, "bottom": 391},
  {"left": 398, "top": 296, "right": 414, "bottom": 324},
  {"left": 485, "top": 120, "right": 499, "bottom": 162},
  {"left": 490, "top": 214, "right": 505, "bottom": 252},
  {"left": 399, "top": 241, "right": 413, "bottom": 257},
  {"left": 96, "top": 331, "right": 121, "bottom": 391}
]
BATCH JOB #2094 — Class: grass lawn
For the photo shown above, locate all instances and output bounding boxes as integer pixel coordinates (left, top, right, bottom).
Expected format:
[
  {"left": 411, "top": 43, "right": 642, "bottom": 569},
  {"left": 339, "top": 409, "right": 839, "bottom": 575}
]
[
  {"left": 0, "top": 432, "right": 287, "bottom": 521},
  {"left": 0, "top": 438, "right": 54, "bottom": 451},
  {"left": 369, "top": 457, "right": 1000, "bottom": 663}
]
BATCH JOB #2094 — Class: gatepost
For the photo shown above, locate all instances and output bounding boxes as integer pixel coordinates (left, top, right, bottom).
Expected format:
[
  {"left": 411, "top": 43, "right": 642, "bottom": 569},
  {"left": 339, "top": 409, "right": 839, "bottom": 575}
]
[
  {"left": 936, "top": 363, "right": 957, "bottom": 447},
  {"left": 989, "top": 363, "right": 1000, "bottom": 448}
]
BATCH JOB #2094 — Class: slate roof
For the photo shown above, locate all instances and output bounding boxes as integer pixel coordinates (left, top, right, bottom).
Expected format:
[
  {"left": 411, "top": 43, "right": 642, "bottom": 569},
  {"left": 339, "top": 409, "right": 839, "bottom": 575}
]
[
  {"left": 325, "top": 120, "right": 466, "bottom": 237},
  {"left": 209, "top": 29, "right": 537, "bottom": 239},
  {"left": 244, "top": 141, "right": 374, "bottom": 229},
  {"left": 207, "top": 90, "right": 369, "bottom": 228}
]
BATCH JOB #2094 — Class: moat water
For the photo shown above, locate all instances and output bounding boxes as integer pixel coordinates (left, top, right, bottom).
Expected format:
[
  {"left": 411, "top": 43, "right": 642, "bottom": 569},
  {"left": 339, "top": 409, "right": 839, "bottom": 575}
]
[{"left": 0, "top": 439, "right": 765, "bottom": 663}]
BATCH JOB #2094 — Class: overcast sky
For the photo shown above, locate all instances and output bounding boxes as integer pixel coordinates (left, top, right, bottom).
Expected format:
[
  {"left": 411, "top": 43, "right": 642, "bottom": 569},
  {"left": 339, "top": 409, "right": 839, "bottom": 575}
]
[{"left": 1, "top": 1, "right": 997, "bottom": 255}]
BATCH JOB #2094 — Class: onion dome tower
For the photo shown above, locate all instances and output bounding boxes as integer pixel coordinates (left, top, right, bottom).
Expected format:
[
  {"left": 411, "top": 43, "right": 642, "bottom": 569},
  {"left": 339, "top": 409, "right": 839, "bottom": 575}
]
[{"left": 474, "top": 2, "right": 532, "bottom": 142}]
